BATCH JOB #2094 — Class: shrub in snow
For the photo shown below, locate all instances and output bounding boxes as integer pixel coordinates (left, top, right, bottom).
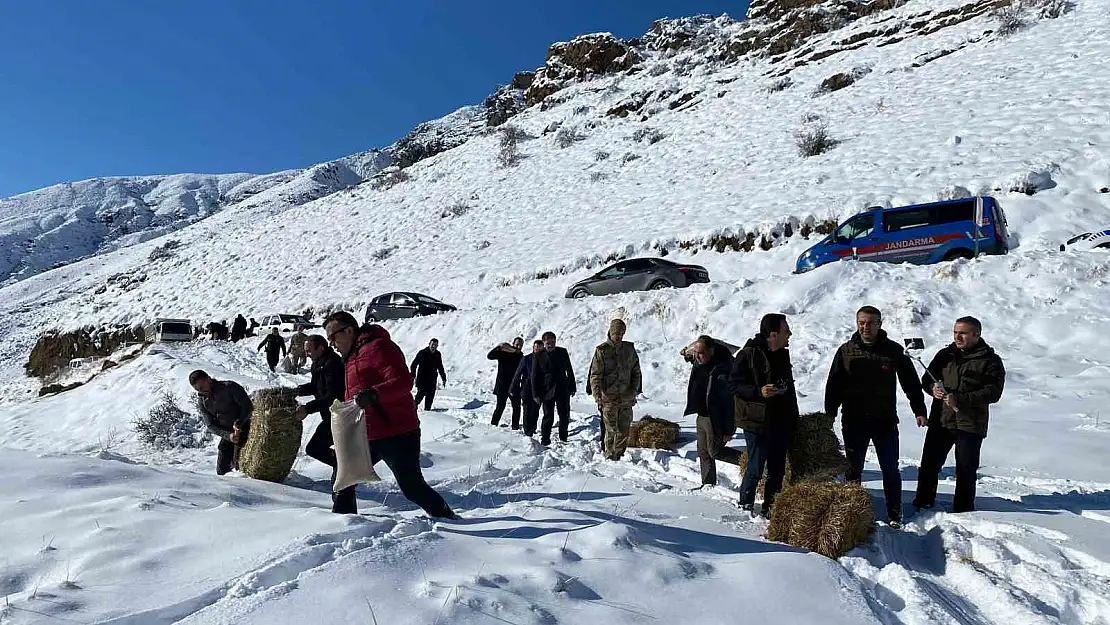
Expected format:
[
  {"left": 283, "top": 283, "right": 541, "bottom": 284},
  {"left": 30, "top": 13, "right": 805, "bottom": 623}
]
[
  {"left": 766, "top": 76, "right": 793, "bottom": 92},
  {"left": 621, "top": 152, "right": 641, "bottom": 165},
  {"left": 133, "top": 391, "right": 210, "bottom": 450},
  {"left": 440, "top": 201, "right": 471, "bottom": 219},
  {"left": 497, "top": 125, "right": 528, "bottom": 167},
  {"left": 572, "top": 105, "right": 591, "bottom": 116},
  {"left": 814, "top": 67, "right": 871, "bottom": 95},
  {"left": 994, "top": 3, "right": 1028, "bottom": 35},
  {"left": 369, "top": 167, "right": 410, "bottom": 191},
  {"left": 632, "top": 127, "right": 667, "bottom": 145},
  {"left": 554, "top": 126, "right": 585, "bottom": 148},
  {"left": 371, "top": 245, "right": 398, "bottom": 261},
  {"left": 594, "top": 150, "right": 610, "bottom": 161},
  {"left": 794, "top": 122, "right": 837, "bottom": 157},
  {"left": 1035, "top": 0, "right": 1074, "bottom": 18},
  {"left": 589, "top": 171, "right": 610, "bottom": 183},
  {"left": 648, "top": 63, "right": 670, "bottom": 76},
  {"left": 147, "top": 239, "right": 181, "bottom": 261},
  {"left": 937, "top": 185, "right": 973, "bottom": 201}
]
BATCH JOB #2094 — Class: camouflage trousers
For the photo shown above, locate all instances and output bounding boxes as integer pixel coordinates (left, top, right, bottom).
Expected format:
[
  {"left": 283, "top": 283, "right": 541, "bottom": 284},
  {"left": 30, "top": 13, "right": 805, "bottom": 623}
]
[{"left": 602, "top": 405, "right": 634, "bottom": 460}]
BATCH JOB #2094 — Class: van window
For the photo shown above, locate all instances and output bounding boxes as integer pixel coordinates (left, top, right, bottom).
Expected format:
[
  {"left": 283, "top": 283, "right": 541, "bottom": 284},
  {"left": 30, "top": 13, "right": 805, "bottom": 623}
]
[
  {"left": 160, "top": 322, "right": 191, "bottom": 335},
  {"left": 884, "top": 208, "right": 931, "bottom": 233},
  {"left": 933, "top": 200, "right": 975, "bottom": 224},
  {"left": 834, "top": 215, "right": 875, "bottom": 242}
]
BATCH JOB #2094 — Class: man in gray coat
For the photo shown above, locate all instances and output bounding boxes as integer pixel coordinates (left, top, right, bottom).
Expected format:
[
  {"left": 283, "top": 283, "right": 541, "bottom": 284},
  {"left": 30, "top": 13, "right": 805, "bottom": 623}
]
[{"left": 190, "top": 370, "right": 253, "bottom": 475}]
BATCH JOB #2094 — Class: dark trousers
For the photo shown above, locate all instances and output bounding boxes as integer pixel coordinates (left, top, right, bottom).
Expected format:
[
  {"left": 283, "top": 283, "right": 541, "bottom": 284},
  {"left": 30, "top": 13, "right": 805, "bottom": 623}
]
[
  {"left": 598, "top": 406, "right": 605, "bottom": 451},
  {"left": 414, "top": 386, "right": 436, "bottom": 410},
  {"left": 696, "top": 416, "right": 742, "bottom": 485},
  {"left": 914, "top": 426, "right": 984, "bottom": 513},
  {"left": 843, "top": 420, "right": 902, "bottom": 519},
  {"left": 373, "top": 429, "right": 454, "bottom": 518},
  {"left": 522, "top": 398, "right": 540, "bottom": 436},
  {"left": 305, "top": 417, "right": 337, "bottom": 468},
  {"left": 491, "top": 393, "right": 521, "bottom": 428},
  {"left": 739, "top": 430, "right": 789, "bottom": 510},
  {"left": 540, "top": 394, "right": 570, "bottom": 445},
  {"left": 216, "top": 438, "right": 239, "bottom": 475},
  {"left": 266, "top": 352, "right": 280, "bottom": 372}
]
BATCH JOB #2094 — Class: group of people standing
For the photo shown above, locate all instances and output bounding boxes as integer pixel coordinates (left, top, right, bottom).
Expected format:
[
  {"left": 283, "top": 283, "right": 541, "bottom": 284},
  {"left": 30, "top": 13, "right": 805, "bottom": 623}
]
[{"left": 189, "top": 306, "right": 1005, "bottom": 525}]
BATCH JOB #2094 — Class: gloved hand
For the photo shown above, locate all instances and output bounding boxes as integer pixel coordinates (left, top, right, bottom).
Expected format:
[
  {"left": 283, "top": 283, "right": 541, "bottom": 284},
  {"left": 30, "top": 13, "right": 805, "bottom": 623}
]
[{"left": 355, "top": 389, "right": 378, "bottom": 410}]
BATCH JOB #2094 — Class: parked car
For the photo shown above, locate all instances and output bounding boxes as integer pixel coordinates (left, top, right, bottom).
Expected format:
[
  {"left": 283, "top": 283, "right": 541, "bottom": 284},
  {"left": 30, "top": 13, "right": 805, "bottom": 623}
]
[
  {"left": 364, "top": 292, "right": 457, "bottom": 322},
  {"left": 143, "top": 318, "right": 193, "bottom": 343},
  {"left": 795, "top": 196, "right": 1012, "bottom": 274},
  {"left": 256, "top": 313, "right": 316, "bottom": 336},
  {"left": 564, "top": 257, "right": 710, "bottom": 299},
  {"left": 1059, "top": 228, "right": 1110, "bottom": 251}
]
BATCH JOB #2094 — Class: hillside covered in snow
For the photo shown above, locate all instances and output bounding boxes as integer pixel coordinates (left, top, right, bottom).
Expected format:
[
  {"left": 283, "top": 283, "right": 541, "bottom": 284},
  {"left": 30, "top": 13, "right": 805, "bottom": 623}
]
[{"left": 1, "top": 0, "right": 1109, "bottom": 622}]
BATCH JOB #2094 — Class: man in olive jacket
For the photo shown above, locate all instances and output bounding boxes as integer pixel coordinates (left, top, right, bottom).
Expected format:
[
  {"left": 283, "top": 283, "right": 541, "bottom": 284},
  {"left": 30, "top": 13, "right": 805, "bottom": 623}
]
[
  {"left": 730, "top": 313, "right": 799, "bottom": 516},
  {"left": 190, "top": 370, "right": 253, "bottom": 475},
  {"left": 825, "top": 306, "right": 928, "bottom": 525},
  {"left": 589, "top": 319, "right": 642, "bottom": 460},
  {"left": 913, "top": 316, "right": 1005, "bottom": 513}
]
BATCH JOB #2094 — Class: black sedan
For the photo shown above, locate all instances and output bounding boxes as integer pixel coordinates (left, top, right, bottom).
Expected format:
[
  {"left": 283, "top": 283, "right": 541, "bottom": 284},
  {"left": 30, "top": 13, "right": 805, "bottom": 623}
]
[
  {"left": 564, "top": 257, "right": 710, "bottom": 298},
  {"left": 364, "top": 292, "right": 457, "bottom": 322}
]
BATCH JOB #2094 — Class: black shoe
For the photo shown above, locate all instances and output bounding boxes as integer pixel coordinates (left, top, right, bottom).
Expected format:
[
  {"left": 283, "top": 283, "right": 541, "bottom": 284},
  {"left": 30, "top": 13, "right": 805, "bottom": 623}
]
[
  {"left": 331, "top": 488, "right": 357, "bottom": 514},
  {"left": 888, "top": 507, "right": 903, "bottom": 527}
]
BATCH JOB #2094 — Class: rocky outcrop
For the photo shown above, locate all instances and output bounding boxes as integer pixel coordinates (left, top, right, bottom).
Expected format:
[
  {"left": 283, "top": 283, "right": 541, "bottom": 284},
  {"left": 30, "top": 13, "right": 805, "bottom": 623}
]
[
  {"left": 524, "top": 33, "right": 643, "bottom": 106},
  {"left": 484, "top": 84, "right": 527, "bottom": 127},
  {"left": 642, "top": 15, "right": 735, "bottom": 51}
]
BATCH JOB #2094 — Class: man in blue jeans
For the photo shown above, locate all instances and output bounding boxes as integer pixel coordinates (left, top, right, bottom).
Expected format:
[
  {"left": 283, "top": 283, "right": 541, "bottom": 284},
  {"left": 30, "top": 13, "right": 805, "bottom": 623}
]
[
  {"left": 825, "top": 306, "right": 928, "bottom": 527},
  {"left": 730, "top": 313, "right": 799, "bottom": 517}
]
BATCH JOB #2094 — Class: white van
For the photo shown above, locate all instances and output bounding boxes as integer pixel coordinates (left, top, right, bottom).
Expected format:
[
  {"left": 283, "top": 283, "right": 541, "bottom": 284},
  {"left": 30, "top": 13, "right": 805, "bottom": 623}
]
[
  {"left": 144, "top": 318, "right": 194, "bottom": 343},
  {"left": 256, "top": 313, "right": 315, "bottom": 337}
]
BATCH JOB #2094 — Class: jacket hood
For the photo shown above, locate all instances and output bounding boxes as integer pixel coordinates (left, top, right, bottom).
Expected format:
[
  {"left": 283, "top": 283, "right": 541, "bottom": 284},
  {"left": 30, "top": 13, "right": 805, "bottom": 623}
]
[
  {"left": 744, "top": 334, "right": 770, "bottom": 351},
  {"left": 707, "top": 338, "right": 734, "bottom": 366},
  {"left": 357, "top": 323, "right": 391, "bottom": 344}
]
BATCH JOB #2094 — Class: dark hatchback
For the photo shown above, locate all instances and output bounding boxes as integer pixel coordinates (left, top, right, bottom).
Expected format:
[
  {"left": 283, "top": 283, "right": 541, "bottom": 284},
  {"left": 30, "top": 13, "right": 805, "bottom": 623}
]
[
  {"left": 564, "top": 257, "right": 710, "bottom": 298},
  {"left": 364, "top": 292, "right": 457, "bottom": 322}
]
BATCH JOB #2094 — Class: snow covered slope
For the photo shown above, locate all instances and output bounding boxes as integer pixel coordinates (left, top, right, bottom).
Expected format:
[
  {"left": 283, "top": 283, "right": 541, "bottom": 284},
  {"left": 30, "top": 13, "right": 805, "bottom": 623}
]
[{"left": 1, "top": 0, "right": 1110, "bottom": 623}]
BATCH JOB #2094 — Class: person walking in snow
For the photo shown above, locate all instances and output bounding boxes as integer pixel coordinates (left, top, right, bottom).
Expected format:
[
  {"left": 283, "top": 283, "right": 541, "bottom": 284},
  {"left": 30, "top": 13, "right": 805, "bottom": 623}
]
[
  {"left": 912, "top": 316, "right": 1006, "bottom": 514},
  {"left": 189, "top": 370, "right": 253, "bottom": 475},
  {"left": 410, "top": 338, "right": 447, "bottom": 410},
  {"left": 323, "top": 312, "right": 459, "bottom": 519},
  {"left": 289, "top": 326, "right": 309, "bottom": 374},
  {"left": 589, "top": 319, "right": 642, "bottom": 461},
  {"left": 685, "top": 336, "right": 742, "bottom": 487},
  {"left": 293, "top": 335, "right": 349, "bottom": 511},
  {"left": 512, "top": 340, "right": 544, "bottom": 437},
  {"left": 730, "top": 313, "right": 799, "bottom": 517},
  {"left": 231, "top": 314, "right": 248, "bottom": 342},
  {"left": 257, "top": 328, "right": 287, "bottom": 372},
  {"left": 825, "top": 306, "right": 928, "bottom": 526},
  {"left": 531, "top": 331, "right": 576, "bottom": 446},
  {"left": 248, "top": 318, "right": 259, "bottom": 337},
  {"left": 488, "top": 337, "right": 525, "bottom": 428}
]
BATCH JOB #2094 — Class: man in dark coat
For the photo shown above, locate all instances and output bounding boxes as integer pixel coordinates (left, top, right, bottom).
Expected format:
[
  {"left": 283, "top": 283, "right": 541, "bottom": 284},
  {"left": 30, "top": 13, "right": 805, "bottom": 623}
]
[
  {"left": 294, "top": 336, "right": 347, "bottom": 503},
  {"left": 531, "top": 331, "right": 576, "bottom": 446},
  {"left": 684, "top": 336, "right": 741, "bottom": 487},
  {"left": 410, "top": 338, "right": 446, "bottom": 410},
  {"left": 488, "top": 337, "right": 525, "bottom": 428},
  {"left": 231, "top": 314, "right": 248, "bottom": 342},
  {"left": 190, "top": 370, "right": 253, "bottom": 475},
  {"left": 825, "top": 306, "right": 928, "bottom": 526},
  {"left": 512, "top": 340, "right": 543, "bottom": 436},
  {"left": 913, "top": 316, "right": 1005, "bottom": 513},
  {"left": 323, "top": 312, "right": 459, "bottom": 518},
  {"left": 730, "top": 313, "right": 799, "bottom": 517},
  {"left": 257, "top": 328, "right": 287, "bottom": 372}
]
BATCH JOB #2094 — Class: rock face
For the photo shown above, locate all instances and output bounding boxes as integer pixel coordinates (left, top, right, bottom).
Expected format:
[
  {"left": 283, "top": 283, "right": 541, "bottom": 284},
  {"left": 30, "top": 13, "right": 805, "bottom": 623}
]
[
  {"left": 642, "top": 14, "right": 736, "bottom": 52},
  {"left": 525, "top": 33, "right": 643, "bottom": 105}
]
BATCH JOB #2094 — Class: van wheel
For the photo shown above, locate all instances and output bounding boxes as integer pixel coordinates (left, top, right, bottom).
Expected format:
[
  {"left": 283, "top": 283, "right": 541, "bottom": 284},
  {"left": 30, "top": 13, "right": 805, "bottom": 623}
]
[
  {"left": 648, "top": 280, "right": 671, "bottom": 291},
  {"left": 943, "top": 249, "right": 974, "bottom": 261}
]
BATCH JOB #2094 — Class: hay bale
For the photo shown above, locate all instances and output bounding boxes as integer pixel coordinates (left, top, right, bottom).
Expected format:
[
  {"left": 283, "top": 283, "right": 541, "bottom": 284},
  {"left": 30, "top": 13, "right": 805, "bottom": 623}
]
[
  {"left": 787, "top": 411, "right": 849, "bottom": 482},
  {"left": 628, "top": 416, "right": 679, "bottom": 449},
  {"left": 766, "top": 481, "right": 874, "bottom": 559},
  {"left": 238, "top": 387, "right": 302, "bottom": 483}
]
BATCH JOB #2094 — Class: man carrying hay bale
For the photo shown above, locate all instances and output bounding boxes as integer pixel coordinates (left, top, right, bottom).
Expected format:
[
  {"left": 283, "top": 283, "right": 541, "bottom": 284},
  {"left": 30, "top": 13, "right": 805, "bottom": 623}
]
[
  {"left": 730, "top": 313, "right": 799, "bottom": 517},
  {"left": 825, "top": 306, "right": 928, "bottom": 527},
  {"left": 238, "top": 387, "right": 303, "bottom": 483},
  {"left": 324, "top": 312, "right": 459, "bottom": 519},
  {"left": 589, "top": 319, "right": 642, "bottom": 460},
  {"left": 682, "top": 336, "right": 741, "bottom": 487},
  {"left": 190, "top": 370, "right": 253, "bottom": 475}
]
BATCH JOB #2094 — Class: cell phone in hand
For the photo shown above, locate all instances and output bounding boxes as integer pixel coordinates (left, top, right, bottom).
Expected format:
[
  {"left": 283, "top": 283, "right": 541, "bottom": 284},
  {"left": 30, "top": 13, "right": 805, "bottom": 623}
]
[{"left": 903, "top": 337, "right": 925, "bottom": 351}]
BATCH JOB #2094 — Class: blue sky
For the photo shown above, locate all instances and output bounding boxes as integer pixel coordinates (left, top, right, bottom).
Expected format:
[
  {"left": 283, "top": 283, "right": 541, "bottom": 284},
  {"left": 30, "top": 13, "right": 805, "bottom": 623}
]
[{"left": 0, "top": 1, "right": 745, "bottom": 198}]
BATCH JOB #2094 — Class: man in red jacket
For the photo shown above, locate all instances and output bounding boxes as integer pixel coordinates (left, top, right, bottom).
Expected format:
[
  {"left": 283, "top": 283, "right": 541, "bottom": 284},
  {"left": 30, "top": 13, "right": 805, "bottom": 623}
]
[{"left": 323, "top": 311, "right": 459, "bottom": 519}]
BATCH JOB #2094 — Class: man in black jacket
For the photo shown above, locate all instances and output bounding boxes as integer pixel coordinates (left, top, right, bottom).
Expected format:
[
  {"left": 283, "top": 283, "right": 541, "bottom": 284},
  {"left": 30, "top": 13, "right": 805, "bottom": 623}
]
[
  {"left": 531, "top": 331, "right": 576, "bottom": 446},
  {"left": 231, "top": 314, "right": 248, "bottom": 342},
  {"left": 913, "top": 316, "right": 1006, "bottom": 513},
  {"left": 488, "top": 337, "right": 525, "bottom": 428},
  {"left": 730, "top": 313, "right": 799, "bottom": 517},
  {"left": 293, "top": 335, "right": 349, "bottom": 512},
  {"left": 685, "top": 336, "right": 740, "bottom": 487},
  {"left": 410, "top": 338, "right": 446, "bottom": 410},
  {"left": 825, "top": 306, "right": 928, "bottom": 526},
  {"left": 257, "top": 328, "right": 287, "bottom": 372},
  {"left": 190, "top": 370, "right": 253, "bottom": 475},
  {"left": 512, "top": 341, "right": 544, "bottom": 436}
]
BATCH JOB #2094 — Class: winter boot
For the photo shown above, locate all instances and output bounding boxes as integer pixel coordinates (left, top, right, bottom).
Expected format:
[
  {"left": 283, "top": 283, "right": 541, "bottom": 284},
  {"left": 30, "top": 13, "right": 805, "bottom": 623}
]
[{"left": 332, "top": 486, "right": 357, "bottom": 514}]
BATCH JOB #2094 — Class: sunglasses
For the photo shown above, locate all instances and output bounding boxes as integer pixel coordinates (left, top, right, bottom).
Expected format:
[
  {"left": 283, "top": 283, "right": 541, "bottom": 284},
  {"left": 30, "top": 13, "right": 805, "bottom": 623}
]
[{"left": 327, "top": 326, "right": 352, "bottom": 343}]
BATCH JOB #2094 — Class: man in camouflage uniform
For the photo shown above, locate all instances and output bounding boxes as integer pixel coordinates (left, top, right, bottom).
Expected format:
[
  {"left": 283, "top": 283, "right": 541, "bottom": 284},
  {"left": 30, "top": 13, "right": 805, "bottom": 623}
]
[
  {"left": 589, "top": 319, "right": 642, "bottom": 461},
  {"left": 289, "top": 326, "right": 308, "bottom": 373}
]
